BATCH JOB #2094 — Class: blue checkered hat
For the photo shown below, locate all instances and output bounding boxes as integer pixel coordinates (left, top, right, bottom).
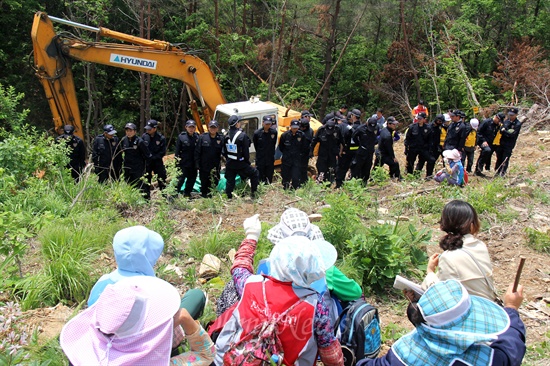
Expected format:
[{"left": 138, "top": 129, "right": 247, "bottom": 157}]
[
  {"left": 419, "top": 279, "right": 509, "bottom": 335},
  {"left": 393, "top": 280, "right": 510, "bottom": 366}
]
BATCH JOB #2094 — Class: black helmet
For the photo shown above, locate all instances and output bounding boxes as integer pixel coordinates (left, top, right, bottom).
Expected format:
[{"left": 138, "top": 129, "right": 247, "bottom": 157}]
[
  {"left": 496, "top": 112, "right": 506, "bottom": 122},
  {"left": 435, "top": 114, "right": 445, "bottom": 122},
  {"left": 300, "top": 118, "right": 310, "bottom": 127},
  {"left": 325, "top": 118, "right": 336, "bottom": 129},
  {"left": 124, "top": 123, "right": 137, "bottom": 130},
  {"left": 63, "top": 125, "right": 75, "bottom": 134},
  {"left": 228, "top": 115, "right": 241, "bottom": 126}
]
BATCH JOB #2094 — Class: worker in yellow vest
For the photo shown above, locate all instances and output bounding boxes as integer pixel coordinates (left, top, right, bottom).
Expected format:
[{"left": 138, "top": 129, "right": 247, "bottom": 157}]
[
  {"left": 464, "top": 118, "right": 479, "bottom": 173},
  {"left": 475, "top": 112, "right": 505, "bottom": 176}
]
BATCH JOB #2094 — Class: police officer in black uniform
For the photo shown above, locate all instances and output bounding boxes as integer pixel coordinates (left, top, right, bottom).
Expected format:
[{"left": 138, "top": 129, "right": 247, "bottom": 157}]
[
  {"left": 142, "top": 119, "right": 167, "bottom": 192},
  {"left": 310, "top": 117, "right": 343, "bottom": 183},
  {"left": 175, "top": 120, "right": 199, "bottom": 197},
  {"left": 223, "top": 115, "right": 259, "bottom": 199},
  {"left": 495, "top": 107, "right": 522, "bottom": 176},
  {"left": 350, "top": 117, "right": 379, "bottom": 183},
  {"left": 92, "top": 124, "right": 122, "bottom": 183},
  {"left": 56, "top": 125, "right": 86, "bottom": 182},
  {"left": 120, "top": 123, "right": 152, "bottom": 199},
  {"left": 299, "top": 113, "right": 314, "bottom": 185},
  {"left": 335, "top": 108, "right": 361, "bottom": 188},
  {"left": 195, "top": 120, "right": 224, "bottom": 198},
  {"left": 444, "top": 110, "right": 469, "bottom": 161},
  {"left": 405, "top": 112, "right": 434, "bottom": 177},
  {"left": 253, "top": 116, "right": 277, "bottom": 184},
  {"left": 379, "top": 117, "right": 402, "bottom": 179},
  {"left": 279, "top": 119, "right": 308, "bottom": 189},
  {"left": 475, "top": 112, "right": 505, "bottom": 176}
]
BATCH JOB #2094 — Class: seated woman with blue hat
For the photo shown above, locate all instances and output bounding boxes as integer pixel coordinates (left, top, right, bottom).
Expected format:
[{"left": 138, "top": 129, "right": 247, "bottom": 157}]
[{"left": 356, "top": 280, "right": 526, "bottom": 366}]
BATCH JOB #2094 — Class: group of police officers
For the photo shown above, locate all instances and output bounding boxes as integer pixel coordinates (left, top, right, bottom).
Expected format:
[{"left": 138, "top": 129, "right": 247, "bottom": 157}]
[{"left": 56, "top": 101, "right": 522, "bottom": 199}]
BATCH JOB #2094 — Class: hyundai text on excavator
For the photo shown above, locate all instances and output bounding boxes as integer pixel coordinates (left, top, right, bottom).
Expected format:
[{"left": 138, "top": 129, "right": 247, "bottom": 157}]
[{"left": 30, "top": 11, "right": 321, "bottom": 164}]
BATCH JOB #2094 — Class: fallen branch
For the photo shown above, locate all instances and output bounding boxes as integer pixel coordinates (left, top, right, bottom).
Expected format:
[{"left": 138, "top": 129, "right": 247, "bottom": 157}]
[
  {"left": 377, "top": 187, "right": 439, "bottom": 203},
  {"left": 284, "top": 197, "right": 303, "bottom": 206}
]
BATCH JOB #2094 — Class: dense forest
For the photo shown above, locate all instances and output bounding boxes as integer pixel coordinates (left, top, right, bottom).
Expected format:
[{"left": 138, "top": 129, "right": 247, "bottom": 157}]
[{"left": 1, "top": 0, "right": 550, "bottom": 144}]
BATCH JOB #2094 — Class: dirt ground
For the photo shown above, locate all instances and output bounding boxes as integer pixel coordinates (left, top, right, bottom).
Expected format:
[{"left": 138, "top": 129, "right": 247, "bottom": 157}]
[{"left": 20, "top": 128, "right": 550, "bottom": 362}]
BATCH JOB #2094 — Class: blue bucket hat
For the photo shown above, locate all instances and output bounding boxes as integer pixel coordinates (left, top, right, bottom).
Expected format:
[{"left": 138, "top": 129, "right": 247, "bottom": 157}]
[{"left": 393, "top": 280, "right": 510, "bottom": 366}]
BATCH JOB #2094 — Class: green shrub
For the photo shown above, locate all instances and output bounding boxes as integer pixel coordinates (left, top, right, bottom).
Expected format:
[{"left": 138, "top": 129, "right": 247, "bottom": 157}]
[
  {"left": 346, "top": 223, "right": 430, "bottom": 293},
  {"left": 318, "top": 192, "right": 363, "bottom": 253},
  {"left": 342, "top": 178, "right": 375, "bottom": 209},
  {"left": 369, "top": 166, "right": 390, "bottom": 186}
]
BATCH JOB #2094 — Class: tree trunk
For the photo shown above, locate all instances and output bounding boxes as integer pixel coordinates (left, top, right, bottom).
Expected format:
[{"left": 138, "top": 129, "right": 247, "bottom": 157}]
[
  {"left": 242, "top": 0, "right": 247, "bottom": 35},
  {"left": 400, "top": 0, "right": 421, "bottom": 102},
  {"left": 145, "top": 0, "right": 152, "bottom": 122},
  {"left": 139, "top": 0, "right": 146, "bottom": 129},
  {"left": 270, "top": 1, "right": 287, "bottom": 98},
  {"left": 424, "top": 11, "right": 441, "bottom": 114},
  {"left": 215, "top": 0, "right": 220, "bottom": 66},
  {"left": 319, "top": 0, "right": 341, "bottom": 118}
]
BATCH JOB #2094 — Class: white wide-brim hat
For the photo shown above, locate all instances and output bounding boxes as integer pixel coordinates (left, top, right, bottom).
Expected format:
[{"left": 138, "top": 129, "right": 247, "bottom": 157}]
[{"left": 268, "top": 236, "right": 337, "bottom": 288}]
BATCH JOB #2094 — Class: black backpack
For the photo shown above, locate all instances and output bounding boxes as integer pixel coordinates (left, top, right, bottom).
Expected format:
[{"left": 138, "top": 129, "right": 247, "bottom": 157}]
[{"left": 335, "top": 299, "right": 381, "bottom": 366}]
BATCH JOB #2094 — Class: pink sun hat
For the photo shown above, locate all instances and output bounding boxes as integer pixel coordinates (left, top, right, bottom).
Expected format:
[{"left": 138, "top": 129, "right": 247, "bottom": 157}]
[
  {"left": 60, "top": 276, "right": 180, "bottom": 365},
  {"left": 443, "top": 149, "right": 462, "bottom": 162}
]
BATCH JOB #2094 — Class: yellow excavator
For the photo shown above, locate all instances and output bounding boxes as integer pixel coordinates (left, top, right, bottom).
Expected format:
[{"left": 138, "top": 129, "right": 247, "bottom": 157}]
[{"left": 30, "top": 11, "right": 321, "bottom": 162}]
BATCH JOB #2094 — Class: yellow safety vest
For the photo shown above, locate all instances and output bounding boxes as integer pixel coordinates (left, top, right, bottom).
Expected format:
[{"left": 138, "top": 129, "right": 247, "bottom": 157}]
[
  {"left": 492, "top": 124, "right": 502, "bottom": 146},
  {"left": 440, "top": 128, "right": 447, "bottom": 147},
  {"left": 465, "top": 130, "right": 476, "bottom": 148}
]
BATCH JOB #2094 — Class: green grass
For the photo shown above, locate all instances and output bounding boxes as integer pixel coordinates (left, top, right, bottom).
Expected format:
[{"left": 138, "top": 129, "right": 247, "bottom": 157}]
[
  {"left": 524, "top": 228, "right": 550, "bottom": 253},
  {"left": 186, "top": 224, "right": 243, "bottom": 260},
  {"left": 14, "top": 213, "right": 124, "bottom": 310}
]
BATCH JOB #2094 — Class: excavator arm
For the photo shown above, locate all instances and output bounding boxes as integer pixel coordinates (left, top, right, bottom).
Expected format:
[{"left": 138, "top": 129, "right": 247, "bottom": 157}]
[{"left": 31, "top": 11, "right": 226, "bottom": 139}]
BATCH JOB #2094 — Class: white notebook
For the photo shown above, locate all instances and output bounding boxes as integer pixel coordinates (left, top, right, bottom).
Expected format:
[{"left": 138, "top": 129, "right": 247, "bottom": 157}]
[{"left": 393, "top": 275, "right": 425, "bottom": 296}]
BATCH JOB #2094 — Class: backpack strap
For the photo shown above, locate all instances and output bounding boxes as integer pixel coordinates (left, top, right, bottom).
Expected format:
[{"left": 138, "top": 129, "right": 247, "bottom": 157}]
[
  {"left": 458, "top": 248, "right": 502, "bottom": 304},
  {"left": 333, "top": 303, "right": 353, "bottom": 336}
]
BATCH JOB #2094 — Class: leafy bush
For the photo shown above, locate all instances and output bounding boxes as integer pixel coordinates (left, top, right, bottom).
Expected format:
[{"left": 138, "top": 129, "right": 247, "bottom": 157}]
[
  {"left": 346, "top": 223, "right": 430, "bottom": 293},
  {"left": 0, "top": 129, "right": 68, "bottom": 187},
  {"left": 369, "top": 166, "right": 390, "bottom": 186},
  {"left": 0, "top": 83, "right": 29, "bottom": 134},
  {"left": 318, "top": 192, "right": 363, "bottom": 253},
  {"left": 342, "top": 178, "right": 375, "bottom": 209}
]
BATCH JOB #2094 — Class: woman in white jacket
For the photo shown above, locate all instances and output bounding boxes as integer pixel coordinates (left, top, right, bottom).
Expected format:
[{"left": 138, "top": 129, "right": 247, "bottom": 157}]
[{"left": 422, "top": 200, "right": 498, "bottom": 301}]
